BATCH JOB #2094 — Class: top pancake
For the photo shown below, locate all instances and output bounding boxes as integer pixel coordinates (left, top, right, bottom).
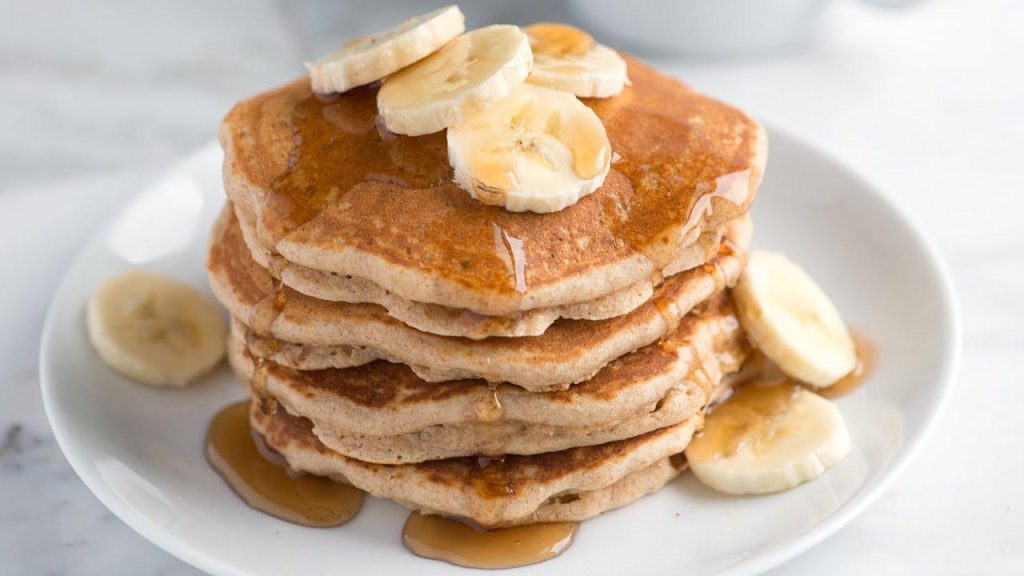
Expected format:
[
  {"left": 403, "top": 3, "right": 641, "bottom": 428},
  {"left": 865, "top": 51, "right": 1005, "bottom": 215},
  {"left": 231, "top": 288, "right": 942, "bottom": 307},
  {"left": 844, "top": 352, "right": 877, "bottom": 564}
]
[
  {"left": 234, "top": 201, "right": 727, "bottom": 340},
  {"left": 221, "top": 56, "right": 766, "bottom": 316}
]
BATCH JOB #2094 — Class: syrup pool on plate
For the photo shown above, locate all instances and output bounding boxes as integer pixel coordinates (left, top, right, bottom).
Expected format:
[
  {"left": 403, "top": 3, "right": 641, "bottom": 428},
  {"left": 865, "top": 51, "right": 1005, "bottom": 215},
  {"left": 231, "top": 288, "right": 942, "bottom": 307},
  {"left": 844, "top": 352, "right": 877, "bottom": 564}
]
[
  {"left": 205, "top": 401, "right": 364, "bottom": 527},
  {"left": 402, "top": 511, "right": 579, "bottom": 569}
]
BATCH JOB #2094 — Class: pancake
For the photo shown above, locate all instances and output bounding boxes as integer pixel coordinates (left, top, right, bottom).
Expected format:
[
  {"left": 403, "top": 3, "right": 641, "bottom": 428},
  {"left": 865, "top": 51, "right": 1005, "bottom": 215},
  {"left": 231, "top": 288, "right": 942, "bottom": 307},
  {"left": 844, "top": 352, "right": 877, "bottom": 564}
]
[
  {"left": 251, "top": 399, "right": 698, "bottom": 527},
  {"left": 228, "top": 291, "right": 744, "bottom": 435},
  {"left": 231, "top": 338, "right": 742, "bottom": 463},
  {"left": 220, "top": 56, "right": 765, "bottom": 316},
  {"left": 234, "top": 201, "right": 727, "bottom": 339},
  {"left": 308, "top": 386, "right": 712, "bottom": 464},
  {"left": 226, "top": 292, "right": 748, "bottom": 463},
  {"left": 208, "top": 207, "right": 751, "bottom": 390},
  {"left": 514, "top": 457, "right": 684, "bottom": 526}
]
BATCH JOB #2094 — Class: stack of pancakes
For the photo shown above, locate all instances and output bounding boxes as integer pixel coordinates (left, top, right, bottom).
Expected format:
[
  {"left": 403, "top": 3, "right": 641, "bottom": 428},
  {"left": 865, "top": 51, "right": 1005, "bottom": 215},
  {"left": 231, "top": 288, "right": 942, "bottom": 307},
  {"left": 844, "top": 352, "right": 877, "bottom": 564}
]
[{"left": 207, "top": 57, "right": 766, "bottom": 527}]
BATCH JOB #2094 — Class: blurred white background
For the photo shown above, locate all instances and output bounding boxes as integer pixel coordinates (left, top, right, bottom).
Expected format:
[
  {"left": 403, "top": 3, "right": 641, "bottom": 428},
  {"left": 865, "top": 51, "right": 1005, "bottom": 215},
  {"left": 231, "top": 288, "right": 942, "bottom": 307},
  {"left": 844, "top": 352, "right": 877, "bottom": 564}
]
[{"left": 1, "top": 1, "right": 1021, "bottom": 574}]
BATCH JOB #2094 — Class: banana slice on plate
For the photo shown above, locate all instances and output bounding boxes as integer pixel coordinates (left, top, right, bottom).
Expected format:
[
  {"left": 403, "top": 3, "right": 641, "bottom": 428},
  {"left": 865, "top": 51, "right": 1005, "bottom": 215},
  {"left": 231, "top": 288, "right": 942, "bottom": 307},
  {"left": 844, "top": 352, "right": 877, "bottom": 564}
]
[
  {"left": 447, "top": 83, "right": 611, "bottom": 213},
  {"left": 377, "top": 24, "right": 532, "bottom": 136},
  {"left": 86, "top": 270, "right": 227, "bottom": 388},
  {"left": 734, "top": 252, "right": 857, "bottom": 388},
  {"left": 685, "top": 382, "right": 851, "bottom": 495},
  {"left": 524, "top": 23, "right": 628, "bottom": 98},
  {"left": 307, "top": 5, "right": 465, "bottom": 94}
]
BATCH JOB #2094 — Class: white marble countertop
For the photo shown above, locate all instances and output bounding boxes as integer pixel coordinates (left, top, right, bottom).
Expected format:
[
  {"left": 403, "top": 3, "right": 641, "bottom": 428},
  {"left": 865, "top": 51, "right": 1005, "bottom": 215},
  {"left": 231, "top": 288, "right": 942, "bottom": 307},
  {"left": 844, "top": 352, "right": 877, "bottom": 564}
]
[{"left": 1, "top": 0, "right": 1022, "bottom": 574}]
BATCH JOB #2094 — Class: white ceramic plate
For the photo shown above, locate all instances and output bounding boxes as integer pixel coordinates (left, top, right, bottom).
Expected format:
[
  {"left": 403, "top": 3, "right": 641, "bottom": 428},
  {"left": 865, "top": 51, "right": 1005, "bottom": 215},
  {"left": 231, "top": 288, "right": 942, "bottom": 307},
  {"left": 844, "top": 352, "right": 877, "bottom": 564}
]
[{"left": 41, "top": 129, "right": 960, "bottom": 576}]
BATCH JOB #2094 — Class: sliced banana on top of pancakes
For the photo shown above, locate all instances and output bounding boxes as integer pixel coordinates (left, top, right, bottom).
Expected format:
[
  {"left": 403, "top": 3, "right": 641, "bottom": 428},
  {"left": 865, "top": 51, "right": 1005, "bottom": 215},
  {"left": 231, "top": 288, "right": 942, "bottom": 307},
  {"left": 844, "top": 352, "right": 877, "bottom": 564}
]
[
  {"left": 447, "top": 83, "right": 611, "bottom": 213},
  {"left": 524, "top": 23, "right": 629, "bottom": 98},
  {"left": 377, "top": 24, "right": 533, "bottom": 136},
  {"left": 307, "top": 5, "right": 466, "bottom": 95},
  {"left": 306, "top": 8, "right": 628, "bottom": 212}
]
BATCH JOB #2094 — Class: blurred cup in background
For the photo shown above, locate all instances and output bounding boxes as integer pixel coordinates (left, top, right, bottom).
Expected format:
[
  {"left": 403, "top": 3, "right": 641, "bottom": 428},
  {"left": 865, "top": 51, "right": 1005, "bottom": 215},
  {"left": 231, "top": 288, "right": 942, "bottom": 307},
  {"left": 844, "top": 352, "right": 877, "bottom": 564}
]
[{"left": 569, "top": 0, "right": 917, "bottom": 55}]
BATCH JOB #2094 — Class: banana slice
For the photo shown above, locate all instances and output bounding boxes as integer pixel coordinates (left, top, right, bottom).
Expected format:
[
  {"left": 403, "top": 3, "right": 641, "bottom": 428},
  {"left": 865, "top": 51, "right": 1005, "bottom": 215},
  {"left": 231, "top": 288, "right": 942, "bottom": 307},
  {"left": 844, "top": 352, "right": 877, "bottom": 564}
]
[
  {"left": 524, "top": 23, "right": 628, "bottom": 98},
  {"left": 686, "top": 382, "right": 850, "bottom": 495},
  {"left": 447, "top": 83, "right": 611, "bottom": 212},
  {"left": 377, "top": 24, "right": 532, "bottom": 136},
  {"left": 86, "top": 270, "right": 227, "bottom": 388},
  {"left": 733, "top": 252, "right": 857, "bottom": 388},
  {"left": 307, "top": 5, "right": 465, "bottom": 94}
]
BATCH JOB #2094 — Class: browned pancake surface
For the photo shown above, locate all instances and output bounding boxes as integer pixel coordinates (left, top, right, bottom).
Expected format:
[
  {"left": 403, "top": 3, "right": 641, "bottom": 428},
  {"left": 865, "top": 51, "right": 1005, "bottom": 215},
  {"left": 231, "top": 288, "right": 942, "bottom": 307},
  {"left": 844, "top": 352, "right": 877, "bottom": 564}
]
[
  {"left": 221, "top": 57, "right": 764, "bottom": 313},
  {"left": 259, "top": 293, "right": 738, "bottom": 410},
  {"left": 255, "top": 400, "right": 691, "bottom": 497}
]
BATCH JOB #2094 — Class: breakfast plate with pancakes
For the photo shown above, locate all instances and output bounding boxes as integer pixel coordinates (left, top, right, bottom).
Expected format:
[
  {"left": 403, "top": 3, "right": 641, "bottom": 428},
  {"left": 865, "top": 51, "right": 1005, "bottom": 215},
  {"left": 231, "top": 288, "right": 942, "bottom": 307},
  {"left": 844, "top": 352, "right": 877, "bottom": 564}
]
[{"left": 41, "top": 8, "right": 959, "bottom": 576}]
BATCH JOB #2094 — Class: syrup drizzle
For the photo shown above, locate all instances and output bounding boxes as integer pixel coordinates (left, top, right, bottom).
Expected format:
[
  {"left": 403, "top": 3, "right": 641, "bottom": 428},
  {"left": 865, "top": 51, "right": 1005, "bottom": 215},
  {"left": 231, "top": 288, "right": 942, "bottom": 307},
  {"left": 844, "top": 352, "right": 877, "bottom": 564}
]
[
  {"left": 470, "top": 455, "right": 517, "bottom": 497},
  {"left": 492, "top": 223, "right": 528, "bottom": 293},
  {"left": 248, "top": 280, "right": 288, "bottom": 335},
  {"left": 476, "top": 382, "right": 504, "bottom": 422},
  {"left": 653, "top": 296, "right": 682, "bottom": 333},
  {"left": 402, "top": 512, "right": 578, "bottom": 569},
  {"left": 205, "top": 401, "right": 364, "bottom": 527},
  {"left": 727, "top": 331, "right": 876, "bottom": 400},
  {"left": 816, "top": 332, "right": 876, "bottom": 399}
]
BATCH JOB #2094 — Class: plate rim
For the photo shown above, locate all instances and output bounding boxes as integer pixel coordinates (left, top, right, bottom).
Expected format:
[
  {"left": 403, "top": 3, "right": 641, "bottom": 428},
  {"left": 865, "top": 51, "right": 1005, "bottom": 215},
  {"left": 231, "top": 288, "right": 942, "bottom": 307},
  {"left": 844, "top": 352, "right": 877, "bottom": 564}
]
[
  {"left": 39, "top": 127, "right": 961, "bottom": 576},
  {"left": 713, "top": 126, "right": 962, "bottom": 575}
]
